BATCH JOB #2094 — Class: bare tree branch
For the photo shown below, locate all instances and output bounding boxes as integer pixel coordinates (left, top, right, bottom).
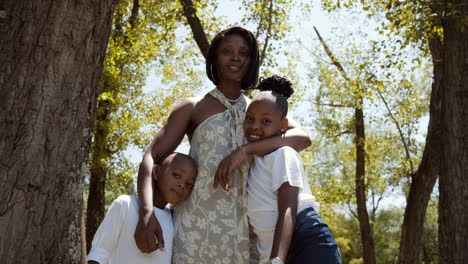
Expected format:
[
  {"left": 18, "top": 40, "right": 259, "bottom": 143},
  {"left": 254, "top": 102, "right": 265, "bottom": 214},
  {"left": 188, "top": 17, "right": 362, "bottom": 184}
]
[
  {"left": 259, "top": 0, "right": 273, "bottom": 67},
  {"left": 347, "top": 203, "right": 358, "bottom": 220},
  {"left": 376, "top": 88, "right": 414, "bottom": 172},
  {"left": 178, "top": 0, "right": 210, "bottom": 58},
  {"left": 332, "top": 130, "right": 351, "bottom": 137},
  {"left": 313, "top": 26, "right": 350, "bottom": 82},
  {"left": 316, "top": 102, "right": 351, "bottom": 108}
]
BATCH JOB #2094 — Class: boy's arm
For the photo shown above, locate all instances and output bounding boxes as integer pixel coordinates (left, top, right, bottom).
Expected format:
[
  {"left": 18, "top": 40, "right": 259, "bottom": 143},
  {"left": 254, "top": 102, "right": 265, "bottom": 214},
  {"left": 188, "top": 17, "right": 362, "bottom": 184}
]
[
  {"left": 135, "top": 98, "right": 193, "bottom": 253},
  {"left": 88, "top": 197, "right": 126, "bottom": 264},
  {"left": 269, "top": 182, "right": 298, "bottom": 262},
  {"left": 214, "top": 118, "right": 310, "bottom": 190}
]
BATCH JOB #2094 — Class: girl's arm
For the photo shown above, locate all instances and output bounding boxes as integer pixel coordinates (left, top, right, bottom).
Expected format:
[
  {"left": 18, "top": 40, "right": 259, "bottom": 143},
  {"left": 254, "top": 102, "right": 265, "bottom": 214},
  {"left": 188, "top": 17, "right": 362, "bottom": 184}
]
[
  {"left": 134, "top": 98, "right": 194, "bottom": 253},
  {"left": 214, "top": 118, "right": 310, "bottom": 190},
  {"left": 269, "top": 182, "right": 299, "bottom": 262},
  {"left": 246, "top": 118, "right": 311, "bottom": 155}
]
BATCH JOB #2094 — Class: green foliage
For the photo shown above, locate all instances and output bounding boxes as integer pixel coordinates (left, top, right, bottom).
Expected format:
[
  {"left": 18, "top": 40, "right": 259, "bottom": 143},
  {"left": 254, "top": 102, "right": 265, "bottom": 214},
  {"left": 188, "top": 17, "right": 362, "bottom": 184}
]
[
  {"left": 321, "top": 0, "right": 445, "bottom": 54},
  {"left": 318, "top": 201, "right": 438, "bottom": 264},
  {"left": 89, "top": 0, "right": 189, "bottom": 205},
  {"left": 372, "top": 207, "right": 403, "bottom": 263},
  {"left": 240, "top": 0, "right": 296, "bottom": 70},
  {"left": 302, "top": 2, "right": 433, "bottom": 261},
  {"left": 321, "top": 207, "right": 404, "bottom": 263}
]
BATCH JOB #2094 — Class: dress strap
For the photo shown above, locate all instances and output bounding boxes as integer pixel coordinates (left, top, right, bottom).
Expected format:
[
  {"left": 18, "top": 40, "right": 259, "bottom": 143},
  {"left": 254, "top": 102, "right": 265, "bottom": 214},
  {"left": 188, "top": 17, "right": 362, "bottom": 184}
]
[{"left": 208, "top": 88, "right": 248, "bottom": 148}]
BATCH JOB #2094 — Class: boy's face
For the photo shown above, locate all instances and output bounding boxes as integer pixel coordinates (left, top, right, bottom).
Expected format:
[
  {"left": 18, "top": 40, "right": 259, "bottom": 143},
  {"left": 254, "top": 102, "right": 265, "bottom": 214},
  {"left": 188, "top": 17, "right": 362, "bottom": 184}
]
[
  {"left": 154, "top": 154, "right": 197, "bottom": 205},
  {"left": 243, "top": 99, "right": 288, "bottom": 142}
]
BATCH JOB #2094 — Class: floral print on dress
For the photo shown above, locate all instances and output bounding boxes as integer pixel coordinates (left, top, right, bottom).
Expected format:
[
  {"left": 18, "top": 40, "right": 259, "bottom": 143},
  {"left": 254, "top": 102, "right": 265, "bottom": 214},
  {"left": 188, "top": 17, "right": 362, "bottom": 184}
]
[{"left": 172, "top": 88, "right": 251, "bottom": 264}]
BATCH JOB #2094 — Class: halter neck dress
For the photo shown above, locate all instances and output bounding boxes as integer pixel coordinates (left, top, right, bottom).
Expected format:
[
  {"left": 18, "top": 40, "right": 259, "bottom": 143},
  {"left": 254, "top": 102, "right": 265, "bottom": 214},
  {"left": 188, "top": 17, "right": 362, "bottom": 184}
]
[{"left": 172, "top": 88, "right": 251, "bottom": 264}]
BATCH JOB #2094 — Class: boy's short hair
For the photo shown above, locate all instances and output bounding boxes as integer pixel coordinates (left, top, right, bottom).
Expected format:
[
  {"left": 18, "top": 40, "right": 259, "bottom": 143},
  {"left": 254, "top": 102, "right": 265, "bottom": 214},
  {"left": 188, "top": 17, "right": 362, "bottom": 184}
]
[{"left": 158, "top": 152, "right": 197, "bottom": 170}]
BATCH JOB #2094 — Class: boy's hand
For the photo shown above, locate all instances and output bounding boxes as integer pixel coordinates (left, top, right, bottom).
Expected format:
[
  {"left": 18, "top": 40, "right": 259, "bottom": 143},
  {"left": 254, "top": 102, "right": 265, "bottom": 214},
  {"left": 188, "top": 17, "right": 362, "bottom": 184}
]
[
  {"left": 213, "top": 147, "right": 248, "bottom": 191},
  {"left": 134, "top": 211, "right": 165, "bottom": 253}
]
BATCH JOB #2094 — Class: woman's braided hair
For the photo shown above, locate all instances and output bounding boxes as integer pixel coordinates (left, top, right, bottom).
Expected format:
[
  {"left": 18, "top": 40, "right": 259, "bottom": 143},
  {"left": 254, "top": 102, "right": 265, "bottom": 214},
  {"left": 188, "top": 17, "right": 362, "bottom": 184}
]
[{"left": 252, "top": 75, "right": 294, "bottom": 118}]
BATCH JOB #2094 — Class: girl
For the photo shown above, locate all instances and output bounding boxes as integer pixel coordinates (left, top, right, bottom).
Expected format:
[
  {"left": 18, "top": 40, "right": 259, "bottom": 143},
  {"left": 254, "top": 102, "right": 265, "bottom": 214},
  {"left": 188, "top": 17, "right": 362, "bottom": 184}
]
[
  {"left": 134, "top": 27, "right": 311, "bottom": 264},
  {"left": 215, "top": 76, "right": 342, "bottom": 264}
]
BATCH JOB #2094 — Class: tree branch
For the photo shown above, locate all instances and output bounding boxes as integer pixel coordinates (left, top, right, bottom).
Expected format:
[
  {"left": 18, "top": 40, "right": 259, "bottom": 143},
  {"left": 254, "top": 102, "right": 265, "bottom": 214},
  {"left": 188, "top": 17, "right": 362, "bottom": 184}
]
[
  {"left": 376, "top": 88, "right": 414, "bottom": 172},
  {"left": 316, "top": 102, "right": 350, "bottom": 108},
  {"left": 129, "top": 0, "right": 140, "bottom": 28},
  {"left": 347, "top": 203, "right": 358, "bottom": 220},
  {"left": 332, "top": 130, "right": 351, "bottom": 137},
  {"left": 178, "top": 0, "right": 210, "bottom": 58},
  {"left": 259, "top": 0, "right": 273, "bottom": 67},
  {"left": 313, "top": 26, "right": 350, "bottom": 82}
]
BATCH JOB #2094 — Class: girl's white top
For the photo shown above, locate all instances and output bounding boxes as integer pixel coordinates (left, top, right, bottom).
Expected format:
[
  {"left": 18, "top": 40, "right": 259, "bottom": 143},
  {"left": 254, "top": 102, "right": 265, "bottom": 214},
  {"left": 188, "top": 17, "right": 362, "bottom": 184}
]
[
  {"left": 247, "top": 146, "right": 319, "bottom": 263},
  {"left": 87, "top": 195, "right": 173, "bottom": 264}
]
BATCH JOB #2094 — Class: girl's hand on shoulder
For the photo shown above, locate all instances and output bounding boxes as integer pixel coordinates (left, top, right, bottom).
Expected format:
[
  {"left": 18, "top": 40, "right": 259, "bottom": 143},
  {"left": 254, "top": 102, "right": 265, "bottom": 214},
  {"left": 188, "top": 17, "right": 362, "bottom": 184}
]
[{"left": 213, "top": 146, "right": 248, "bottom": 191}]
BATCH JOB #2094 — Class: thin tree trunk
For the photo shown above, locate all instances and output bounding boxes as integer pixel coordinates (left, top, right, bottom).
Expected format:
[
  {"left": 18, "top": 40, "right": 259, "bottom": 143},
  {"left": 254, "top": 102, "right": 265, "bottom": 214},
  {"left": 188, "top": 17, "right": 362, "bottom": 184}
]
[
  {"left": 0, "top": 0, "right": 117, "bottom": 263},
  {"left": 86, "top": 94, "right": 111, "bottom": 253},
  {"left": 397, "top": 36, "right": 442, "bottom": 264},
  {"left": 259, "top": 0, "right": 273, "bottom": 67},
  {"left": 178, "top": 0, "right": 210, "bottom": 58},
  {"left": 85, "top": 0, "right": 140, "bottom": 252},
  {"left": 355, "top": 105, "right": 376, "bottom": 264},
  {"left": 313, "top": 27, "right": 377, "bottom": 263},
  {"left": 439, "top": 0, "right": 468, "bottom": 262}
]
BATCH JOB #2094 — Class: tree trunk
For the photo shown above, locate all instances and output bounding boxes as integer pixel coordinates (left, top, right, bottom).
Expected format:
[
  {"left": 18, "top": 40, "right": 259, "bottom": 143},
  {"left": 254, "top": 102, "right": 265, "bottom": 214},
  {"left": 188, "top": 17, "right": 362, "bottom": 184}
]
[
  {"left": 0, "top": 1, "right": 117, "bottom": 263},
  {"left": 86, "top": 95, "right": 111, "bottom": 253},
  {"left": 178, "top": 0, "right": 210, "bottom": 58},
  {"left": 439, "top": 0, "right": 468, "bottom": 263},
  {"left": 355, "top": 105, "right": 376, "bottom": 264},
  {"left": 85, "top": 0, "right": 140, "bottom": 252},
  {"left": 397, "top": 36, "right": 443, "bottom": 264}
]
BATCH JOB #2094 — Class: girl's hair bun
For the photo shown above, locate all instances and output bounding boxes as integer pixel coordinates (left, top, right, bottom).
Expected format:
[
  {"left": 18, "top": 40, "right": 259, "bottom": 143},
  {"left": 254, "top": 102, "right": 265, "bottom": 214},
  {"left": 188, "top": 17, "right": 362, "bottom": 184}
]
[{"left": 256, "top": 75, "right": 294, "bottom": 98}]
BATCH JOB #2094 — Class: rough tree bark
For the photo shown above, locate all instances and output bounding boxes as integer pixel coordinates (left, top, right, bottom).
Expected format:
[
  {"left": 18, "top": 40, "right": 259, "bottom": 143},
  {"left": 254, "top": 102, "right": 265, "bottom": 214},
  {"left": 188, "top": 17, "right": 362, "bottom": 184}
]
[
  {"left": 439, "top": 0, "right": 468, "bottom": 263},
  {"left": 0, "top": 1, "right": 117, "bottom": 263}
]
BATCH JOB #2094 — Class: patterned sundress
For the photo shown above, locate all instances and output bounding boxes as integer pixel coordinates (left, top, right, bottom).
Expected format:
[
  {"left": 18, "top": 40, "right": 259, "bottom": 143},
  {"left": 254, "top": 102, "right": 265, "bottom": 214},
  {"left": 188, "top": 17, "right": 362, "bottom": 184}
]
[{"left": 172, "top": 88, "right": 251, "bottom": 264}]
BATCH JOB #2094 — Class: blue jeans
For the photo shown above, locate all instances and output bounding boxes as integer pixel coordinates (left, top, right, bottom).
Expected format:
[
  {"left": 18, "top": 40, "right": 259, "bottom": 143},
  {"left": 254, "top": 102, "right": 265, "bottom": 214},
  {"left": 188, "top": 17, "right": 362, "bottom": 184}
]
[{"left": 286, "top": 207, "right": 342, "bottom": 264}]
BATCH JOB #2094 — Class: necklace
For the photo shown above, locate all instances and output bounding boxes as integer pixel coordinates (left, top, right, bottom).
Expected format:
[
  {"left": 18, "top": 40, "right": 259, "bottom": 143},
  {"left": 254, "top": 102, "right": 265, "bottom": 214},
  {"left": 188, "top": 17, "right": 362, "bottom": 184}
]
[{"left": 226, "top": 95, "right": 241, "bottom": 103}]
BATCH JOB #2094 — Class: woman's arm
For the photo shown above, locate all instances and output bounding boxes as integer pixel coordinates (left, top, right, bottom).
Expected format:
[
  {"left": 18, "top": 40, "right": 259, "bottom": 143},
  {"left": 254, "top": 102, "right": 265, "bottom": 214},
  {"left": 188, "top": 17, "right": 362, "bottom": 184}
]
[
  {"left": 269, "top": 182, "right": 299, "bottom": 262},
  {"left": 134, "top": 98, "right": 194, "bottom": 253}
]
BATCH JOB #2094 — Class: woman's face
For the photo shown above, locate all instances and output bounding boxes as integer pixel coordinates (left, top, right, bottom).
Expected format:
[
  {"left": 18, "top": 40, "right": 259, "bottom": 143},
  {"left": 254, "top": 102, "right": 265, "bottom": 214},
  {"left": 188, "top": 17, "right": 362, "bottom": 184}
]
[{"left": 216, "top": 34, "right": 251, "bottom": 84}]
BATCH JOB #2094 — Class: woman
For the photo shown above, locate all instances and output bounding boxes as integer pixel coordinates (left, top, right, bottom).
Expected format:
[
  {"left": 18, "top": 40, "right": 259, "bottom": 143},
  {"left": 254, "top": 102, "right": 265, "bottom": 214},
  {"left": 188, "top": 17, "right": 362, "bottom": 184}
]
[{"left": 134, "top": 27, "right": 311, "bottom": 263}]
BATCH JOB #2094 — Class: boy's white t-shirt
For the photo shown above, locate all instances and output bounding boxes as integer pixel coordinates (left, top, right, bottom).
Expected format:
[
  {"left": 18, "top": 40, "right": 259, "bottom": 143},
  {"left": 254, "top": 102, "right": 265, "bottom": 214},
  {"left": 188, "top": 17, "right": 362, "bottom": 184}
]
[
  {"left": 247, "top": 146, "right": 319, "bottom": 263},
  {"left": 87, "top": 195, "right": 173, "bottom": 264}
]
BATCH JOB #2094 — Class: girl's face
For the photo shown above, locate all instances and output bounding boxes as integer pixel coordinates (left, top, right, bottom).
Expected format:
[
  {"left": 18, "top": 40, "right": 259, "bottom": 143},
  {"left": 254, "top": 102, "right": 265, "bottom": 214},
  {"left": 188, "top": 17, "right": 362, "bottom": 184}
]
[
  {"left": 243, "top": 99, "right": 288, "bottom": 142},
  {"left": 216, "top": 34, "right": 251, "bottom": 84}
]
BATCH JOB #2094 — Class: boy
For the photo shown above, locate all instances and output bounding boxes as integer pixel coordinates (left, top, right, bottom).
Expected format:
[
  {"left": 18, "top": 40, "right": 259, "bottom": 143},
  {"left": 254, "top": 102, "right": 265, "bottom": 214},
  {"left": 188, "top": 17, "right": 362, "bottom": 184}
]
[{"left": 88, "top": 153, "right": 197, "bottom": 264}]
